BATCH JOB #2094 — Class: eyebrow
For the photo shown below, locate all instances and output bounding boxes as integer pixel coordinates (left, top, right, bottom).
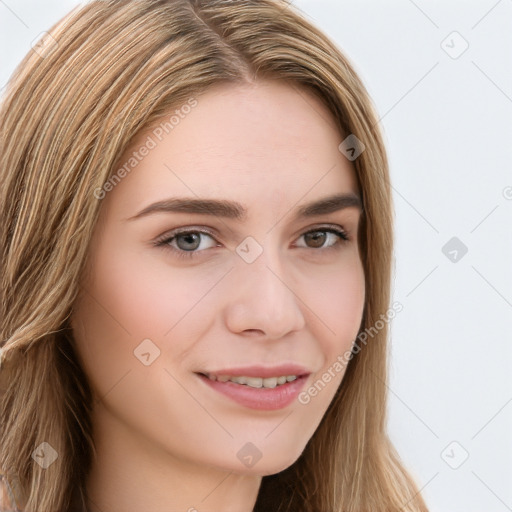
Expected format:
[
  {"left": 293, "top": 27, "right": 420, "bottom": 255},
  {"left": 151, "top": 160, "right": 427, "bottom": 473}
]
[{"left": 125, "top": 192, "right": 362, "bottom": 222}]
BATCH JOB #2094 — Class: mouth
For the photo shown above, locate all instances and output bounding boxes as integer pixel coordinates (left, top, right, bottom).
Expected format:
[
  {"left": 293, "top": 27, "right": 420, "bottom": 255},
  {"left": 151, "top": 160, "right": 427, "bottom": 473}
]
[
  {"left": 195, "top": 366, "right": 310, "bottom": 410},
  {"left": 200, "top": 372, "right": 301, "bottom": 388}
]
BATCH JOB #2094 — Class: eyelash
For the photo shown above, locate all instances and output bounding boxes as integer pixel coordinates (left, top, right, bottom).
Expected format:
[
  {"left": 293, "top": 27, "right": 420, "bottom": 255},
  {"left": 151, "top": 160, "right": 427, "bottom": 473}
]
[{"left": 154, "top": 225, "right": 350, "bottom": 261}]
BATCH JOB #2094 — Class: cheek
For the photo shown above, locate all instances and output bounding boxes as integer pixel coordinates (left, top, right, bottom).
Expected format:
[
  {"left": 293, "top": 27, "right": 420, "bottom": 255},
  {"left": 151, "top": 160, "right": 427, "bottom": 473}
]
[
  {"left": 294, "top": 261, "right": 364, "bottom": 421},
  {"left": 71, "top": 242, "right": 222, "bottom": 385},
  {"left": 303, "top": 255, "right": 365, "bottom": 349},
  {"left": 81, "top": 240, "right": 218, "bottom": 337}
]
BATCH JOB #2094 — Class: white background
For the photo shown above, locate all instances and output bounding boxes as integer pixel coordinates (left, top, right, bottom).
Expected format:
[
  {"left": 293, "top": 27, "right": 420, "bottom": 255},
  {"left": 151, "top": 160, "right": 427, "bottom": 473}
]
[{"left": 1, "top": 1, "right": 511, "bottom": 510}]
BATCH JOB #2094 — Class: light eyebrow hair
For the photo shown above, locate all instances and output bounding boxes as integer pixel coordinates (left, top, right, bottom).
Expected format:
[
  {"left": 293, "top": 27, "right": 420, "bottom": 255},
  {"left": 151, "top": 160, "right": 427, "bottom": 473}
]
[{"left": 125, "top": 192, "right": 362, "bottom": 222}]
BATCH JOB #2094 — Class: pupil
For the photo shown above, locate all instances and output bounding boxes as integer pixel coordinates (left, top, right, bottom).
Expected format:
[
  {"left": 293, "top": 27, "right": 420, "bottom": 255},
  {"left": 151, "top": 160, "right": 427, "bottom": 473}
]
[
  {"left": 305, "top": 231, "right": 326, "bottom": 248},
  {"left": 177, "top": 233, "right": 200, "bottom": 251}
]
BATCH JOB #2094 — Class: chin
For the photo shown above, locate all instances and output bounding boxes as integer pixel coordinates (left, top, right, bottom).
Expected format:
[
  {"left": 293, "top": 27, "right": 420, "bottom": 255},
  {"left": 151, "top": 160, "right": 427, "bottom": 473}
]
[{"left": 234, "top": 449, "right": 304, "bottom": 477}]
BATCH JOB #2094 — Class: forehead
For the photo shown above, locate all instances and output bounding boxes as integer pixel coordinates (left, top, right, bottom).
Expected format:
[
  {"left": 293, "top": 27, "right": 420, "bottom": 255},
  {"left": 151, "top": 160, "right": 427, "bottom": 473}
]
[{"left": 104, "top": 80, "right": 358, "bottom": 219}]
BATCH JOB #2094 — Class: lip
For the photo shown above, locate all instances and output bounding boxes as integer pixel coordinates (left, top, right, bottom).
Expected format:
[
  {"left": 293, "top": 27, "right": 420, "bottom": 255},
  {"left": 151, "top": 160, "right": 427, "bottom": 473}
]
[
  {"left": 196, "top": 364, "right": 311, "bottom": 411},
  {"left": 197, "top": 373, "right": 309, "bottom": 411},
  {"left": 200, "top": 364, "right": 310, "bottom": 379}
]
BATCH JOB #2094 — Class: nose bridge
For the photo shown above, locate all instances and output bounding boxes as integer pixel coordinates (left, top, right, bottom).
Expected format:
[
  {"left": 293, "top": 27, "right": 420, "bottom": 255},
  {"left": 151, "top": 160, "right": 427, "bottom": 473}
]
[{"left": 225, "top": 237, "right": 306, "bottom": 338}]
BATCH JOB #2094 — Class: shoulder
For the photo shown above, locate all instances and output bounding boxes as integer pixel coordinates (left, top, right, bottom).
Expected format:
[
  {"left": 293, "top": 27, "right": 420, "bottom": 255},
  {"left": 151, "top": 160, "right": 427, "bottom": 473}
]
[{"left": 0, "top": 469, "right": 23, "bottom": 512}]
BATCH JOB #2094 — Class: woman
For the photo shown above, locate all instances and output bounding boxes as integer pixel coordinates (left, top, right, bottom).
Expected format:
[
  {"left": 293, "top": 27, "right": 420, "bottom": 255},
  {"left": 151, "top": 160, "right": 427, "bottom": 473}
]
[{"left": 0, "top": 1, "right": 429, "bottom": 511}]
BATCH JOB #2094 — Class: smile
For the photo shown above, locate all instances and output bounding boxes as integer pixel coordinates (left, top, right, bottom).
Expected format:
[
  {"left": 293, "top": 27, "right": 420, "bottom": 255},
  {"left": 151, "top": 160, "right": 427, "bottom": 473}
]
[
  {"left": 202, "top": 373, "right": 298, "bottom": 389},
  {"left": 197, "top": 372, "right": 310, "bottom": 411}
]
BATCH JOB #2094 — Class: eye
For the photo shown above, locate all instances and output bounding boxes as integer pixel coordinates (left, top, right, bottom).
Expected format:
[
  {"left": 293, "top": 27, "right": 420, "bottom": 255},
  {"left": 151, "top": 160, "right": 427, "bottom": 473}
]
[
  {"left": 295, "top": 226, "right": 349, "bottom": 251},
  {"left": 154, "top": 225, "right": 350, "bottom": 260},
  {"left": 154, "top": 228, "right": 219, "bottom": 260}
]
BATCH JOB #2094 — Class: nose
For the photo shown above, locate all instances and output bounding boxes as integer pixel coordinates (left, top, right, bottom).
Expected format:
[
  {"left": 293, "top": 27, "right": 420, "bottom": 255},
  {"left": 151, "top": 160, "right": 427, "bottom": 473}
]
[{"left": 223, "top": 246, "right": 306, "bottom": 339}]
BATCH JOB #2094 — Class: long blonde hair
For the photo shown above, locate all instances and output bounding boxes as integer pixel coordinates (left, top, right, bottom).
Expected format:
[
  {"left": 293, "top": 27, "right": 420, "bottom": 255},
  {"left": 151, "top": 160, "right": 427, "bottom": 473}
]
[{"left": 0, "top": 1, "right": 428, "bottom": 511}]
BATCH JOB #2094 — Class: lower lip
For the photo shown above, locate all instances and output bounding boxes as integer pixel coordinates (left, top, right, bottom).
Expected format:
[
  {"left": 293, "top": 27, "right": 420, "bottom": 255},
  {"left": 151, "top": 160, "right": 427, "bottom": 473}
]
[{"left": 197, "top": 374, "right": 309, "bottom": 411}]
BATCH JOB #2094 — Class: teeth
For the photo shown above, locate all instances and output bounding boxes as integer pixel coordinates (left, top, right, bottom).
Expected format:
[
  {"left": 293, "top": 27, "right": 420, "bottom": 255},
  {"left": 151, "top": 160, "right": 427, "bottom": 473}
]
[
  {"left": 245, "top": 377, "right": 263, "bottom": 388},
  {"left": 205, "top": 373, "right": 298, "bottom": 388},
  {"left": 262, "top": 377, "right": 277, "bottom": 388}
]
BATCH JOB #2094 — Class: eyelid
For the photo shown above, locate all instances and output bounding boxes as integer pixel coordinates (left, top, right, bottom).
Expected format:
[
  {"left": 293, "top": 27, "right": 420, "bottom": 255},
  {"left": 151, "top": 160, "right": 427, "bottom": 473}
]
[
  {"left": 154, "top": 223, "right": 350, "bottom": 246},
  {"left": 154, "top": 225, "right": 350, "bottom": 264},
  {"left": 153, "top": 225, "right": 218, "bottom": 246},
  {"left": 294, "top": 223, "right": 350, "bottom": 241},
  {"left": 152, "top": 226, "right": 220, "bottom": 261}
]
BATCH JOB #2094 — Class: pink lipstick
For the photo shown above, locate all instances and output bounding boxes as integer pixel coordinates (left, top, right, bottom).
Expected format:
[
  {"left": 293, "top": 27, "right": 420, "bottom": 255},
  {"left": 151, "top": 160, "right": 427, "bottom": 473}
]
[{"left": 196, "top": 364, "right": 310, "bottom": 411}]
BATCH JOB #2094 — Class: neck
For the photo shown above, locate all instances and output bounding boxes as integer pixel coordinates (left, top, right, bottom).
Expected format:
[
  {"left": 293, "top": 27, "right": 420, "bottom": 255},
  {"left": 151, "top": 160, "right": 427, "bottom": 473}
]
[{"left": 84, "top": 403, "right": 261, "bottom": 512}]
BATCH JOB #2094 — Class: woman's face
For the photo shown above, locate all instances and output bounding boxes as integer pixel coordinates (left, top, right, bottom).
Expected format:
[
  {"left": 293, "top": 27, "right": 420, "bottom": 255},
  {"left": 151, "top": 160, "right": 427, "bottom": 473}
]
[{"left": 72, "top": 80, "right": 365, "bottom": 477}]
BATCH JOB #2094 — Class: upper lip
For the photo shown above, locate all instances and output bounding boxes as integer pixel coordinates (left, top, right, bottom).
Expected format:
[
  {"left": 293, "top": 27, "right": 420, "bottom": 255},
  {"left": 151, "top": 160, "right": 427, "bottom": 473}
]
[{"left": 198, "top": 364, "right": 310, "bottom": 378}]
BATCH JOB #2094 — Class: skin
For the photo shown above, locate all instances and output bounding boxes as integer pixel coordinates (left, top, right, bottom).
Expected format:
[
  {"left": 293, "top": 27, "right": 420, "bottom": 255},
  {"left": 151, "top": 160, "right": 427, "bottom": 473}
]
[{"left": 71, "top": 80, "right": 365, "bottom": 512}]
